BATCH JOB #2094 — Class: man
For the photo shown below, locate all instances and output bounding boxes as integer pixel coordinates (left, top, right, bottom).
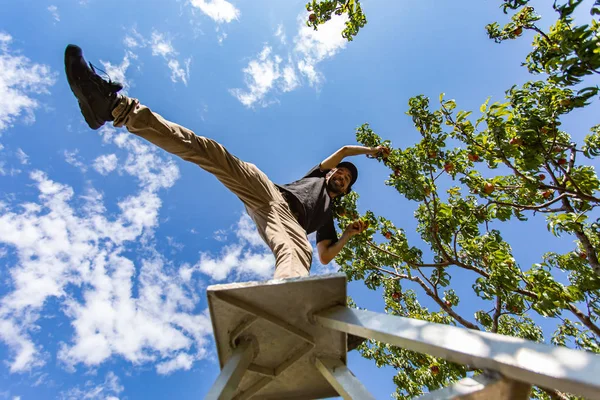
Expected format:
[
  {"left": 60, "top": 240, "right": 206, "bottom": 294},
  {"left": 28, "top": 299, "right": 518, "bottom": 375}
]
[{"left": 64, "top": 44, "right": 389, "bottom": 280}]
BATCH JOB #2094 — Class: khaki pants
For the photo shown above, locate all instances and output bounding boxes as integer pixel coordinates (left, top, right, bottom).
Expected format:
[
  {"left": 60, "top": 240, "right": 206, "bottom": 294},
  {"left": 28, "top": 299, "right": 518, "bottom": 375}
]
[{"left": 112, "top": 96, "right": 312, "bottom": 279}]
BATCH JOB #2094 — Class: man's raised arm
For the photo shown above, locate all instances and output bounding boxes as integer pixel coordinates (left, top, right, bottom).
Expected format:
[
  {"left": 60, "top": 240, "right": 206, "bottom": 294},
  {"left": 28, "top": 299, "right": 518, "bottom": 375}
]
[{"left": 320, "top": 145, "right": 390, "bottom": 170}]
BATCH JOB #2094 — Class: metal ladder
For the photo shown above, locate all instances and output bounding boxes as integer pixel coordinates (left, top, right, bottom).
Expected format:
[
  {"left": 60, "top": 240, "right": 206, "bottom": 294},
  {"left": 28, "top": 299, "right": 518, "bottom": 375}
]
[{"left": 204, "top": 274, "right": 600, "bottom": 400}]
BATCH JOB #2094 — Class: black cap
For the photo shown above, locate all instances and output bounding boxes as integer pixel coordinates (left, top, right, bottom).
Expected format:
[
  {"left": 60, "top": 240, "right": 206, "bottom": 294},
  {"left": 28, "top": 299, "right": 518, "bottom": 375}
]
[{"left": 336, "top": 161, "right": 358, "bottom": 191}]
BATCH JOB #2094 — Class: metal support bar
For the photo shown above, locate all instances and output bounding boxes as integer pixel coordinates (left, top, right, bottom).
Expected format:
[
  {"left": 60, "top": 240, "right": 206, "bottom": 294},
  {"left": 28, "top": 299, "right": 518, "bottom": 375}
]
[
  {"left": 234, "top": 342, "right": 315, "bottom": 400},
  {"left": 314, "top": 306, "right": 600, "bottom": 399},
  {"left": 314, "top": 357, "right": 376, "bottom": 400},
  {"left": 213, "top": 293, "right": 319, "bottom": 399},
  {"left": 229, "top": 316, "right": 258, "bottom": 348},
  {"left": 233, "top": 377, "right": 271, "bottom": 400},
  {"left": 416, "top": 373, "right": 531, "bottom": 400},
  {"left": 206, "top": 339, "right": 255, "bottom": 400},
  {"left": 214, "top": 291, "right": 315, "bottom": 344}
]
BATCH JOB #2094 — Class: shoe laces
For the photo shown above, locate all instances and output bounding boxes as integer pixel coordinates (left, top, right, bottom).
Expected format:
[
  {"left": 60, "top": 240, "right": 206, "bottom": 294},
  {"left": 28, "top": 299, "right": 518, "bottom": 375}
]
[{"left": 87, "top": 62, "right": 122, "bottom": 92}]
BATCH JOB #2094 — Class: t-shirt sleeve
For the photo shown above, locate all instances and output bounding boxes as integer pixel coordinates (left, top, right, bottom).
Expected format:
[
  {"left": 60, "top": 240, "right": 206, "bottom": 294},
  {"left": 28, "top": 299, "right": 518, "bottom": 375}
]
[
  {"left": 304, "top": 164, "right": 329, "bottom": 179},
  {"left": 316, "top": 216, "right": 338, "bottom": 244}
]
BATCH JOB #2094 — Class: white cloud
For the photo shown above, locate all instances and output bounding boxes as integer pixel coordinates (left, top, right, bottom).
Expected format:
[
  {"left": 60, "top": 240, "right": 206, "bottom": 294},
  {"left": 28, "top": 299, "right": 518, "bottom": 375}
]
[
  {"left": 230, "top": 13, "right": 347, "bottom": 107},
  {"left": 137, "top": 31, "right": 191, "bottom": 86},
  {"left": 213, "top": 229, "right": 227, "bottom": 242},
  {"left": 48, "top": 5, "right": 60, "bottom": 22},
  {"left": 167, "top": 236, "right": 185, "bottom": 252},
  {"left": 186, "top": 213, "right": 274, "bottom": 281},
  {"left": 15, "top": 148, "right": 28, "bottom": 165},
  {"left": 156, "top": 352, "right": 194, "bottom": 375},
  {"left": 294, "top": 13, "right": 348, "bottom": 86},
  {"left": 0, "top": 33, "right": 11, "bottom": 52},
  {"left": 0, "top": 32, "right": 56, "bottom": 132},
  {"left": 64, "top": 149, "right": 87, "bottom": 172},
  {"left": 0, "top": 126, "right": 212, "bottom": 374},
  {"left": 151, "top": 32, "right": 175, "bottom": 58},
  {"left": 123, "top": 29, "right": 145, "bottom": 49},
  {"left": 189, "top": 0, "right": 240, "bottom": 24},
  {"left": 100, "top": 52, "right": 132, "bottom": 93},
  {"left": 92, "top": 153, "right": 118, "bottom": 175},
  {"left": 216, "top": 27, "right": 228, "bottom": 45},
  {"left": 229, "top": 46, "right": 283, "bottom": 107},
  {"left": 60, "top": 371, "right": 123, "bottom": 400},
  {"left": 167, "top": 58, "right": 191, "bottom": 85},
  {"left": 275, "top": 24, "right": 286, "bottom": 45},
  {"left": 281, "top": 64, "right": 299, "bottom": 92},
  {"left": 122, "top": 29, "right": 190, "bottom": 85},
  {"left": 197, "top": 244, "right": 244, "bottom": 281}
]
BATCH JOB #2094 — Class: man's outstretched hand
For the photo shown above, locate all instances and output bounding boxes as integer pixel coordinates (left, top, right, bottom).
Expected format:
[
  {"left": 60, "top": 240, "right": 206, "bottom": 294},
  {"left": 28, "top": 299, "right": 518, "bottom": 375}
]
[
  {"left": 343, "top": 219, "right": 369, "bottom": 238},
  {"left": 366, "top": 145, "right": 391, "bottom": 159}
]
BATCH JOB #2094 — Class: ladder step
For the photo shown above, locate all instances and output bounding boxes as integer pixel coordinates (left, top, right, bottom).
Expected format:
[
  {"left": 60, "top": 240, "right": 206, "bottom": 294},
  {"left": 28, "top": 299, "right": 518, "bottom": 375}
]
[{"left": 416, "top": 373, "right": 531, "bottom": 400}]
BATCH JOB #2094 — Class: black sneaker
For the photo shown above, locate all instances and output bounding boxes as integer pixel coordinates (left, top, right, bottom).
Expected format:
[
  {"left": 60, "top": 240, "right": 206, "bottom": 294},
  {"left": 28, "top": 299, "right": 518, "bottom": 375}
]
[{"left": 64, "top": 44, "right": 123, "bottom": 130}]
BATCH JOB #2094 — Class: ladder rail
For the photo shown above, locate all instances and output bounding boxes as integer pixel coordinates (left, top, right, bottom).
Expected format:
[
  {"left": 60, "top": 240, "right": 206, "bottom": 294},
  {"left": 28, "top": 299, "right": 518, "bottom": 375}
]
[{"left": 314, "top": 305, "right": 600, "bottom": 399}]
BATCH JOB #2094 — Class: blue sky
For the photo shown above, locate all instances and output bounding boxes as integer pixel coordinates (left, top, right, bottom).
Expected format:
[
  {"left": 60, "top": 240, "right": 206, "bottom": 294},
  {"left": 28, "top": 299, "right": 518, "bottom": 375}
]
[{"left": 0, "top": 0, "right": 599, "bottom": 399}]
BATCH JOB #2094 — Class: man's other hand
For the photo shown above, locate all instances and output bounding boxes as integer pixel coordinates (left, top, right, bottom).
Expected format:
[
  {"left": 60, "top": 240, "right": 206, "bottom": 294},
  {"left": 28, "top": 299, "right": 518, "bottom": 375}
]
[{"left": 343, "top": 220, "right": 369, "bottom": 238}]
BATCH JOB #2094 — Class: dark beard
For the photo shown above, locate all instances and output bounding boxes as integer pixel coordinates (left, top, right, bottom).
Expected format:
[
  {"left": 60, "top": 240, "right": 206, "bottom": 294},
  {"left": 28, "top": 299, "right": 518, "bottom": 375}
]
[{"left": 326, "top": 178, "right": 345, "bottom": 196}]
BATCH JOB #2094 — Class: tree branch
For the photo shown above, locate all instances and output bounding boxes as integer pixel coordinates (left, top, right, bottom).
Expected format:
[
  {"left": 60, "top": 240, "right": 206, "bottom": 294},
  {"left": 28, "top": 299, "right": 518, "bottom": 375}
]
[
  {"left": 567, "top": 303, "right": 600, "bottom": 337},
  {"left": 540, "top": 387, "right": 570, "bottom": 400},
  {"left": 528, "top": 25, "right": 553, "bottom": 44},
  {"left": 492, "top": 295, "right": 502, "bottom": 333},
  {"left": 366, "top": 240, "right": 451, "bottom": 268},
  {"left": 364, "top": 259, "right": 480, "bottom": 330},
  {"left": 488, "top": 193, "right": 569, "bottom": 211}
]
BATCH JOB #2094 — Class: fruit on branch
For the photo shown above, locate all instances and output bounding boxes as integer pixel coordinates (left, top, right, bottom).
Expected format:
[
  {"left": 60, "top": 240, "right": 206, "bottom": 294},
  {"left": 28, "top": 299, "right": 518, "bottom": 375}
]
[
  {"left": 484, "top": 183, "right": 496, "bottom": 194},
  {"left": 468, "top": 153, "right": 480, "bottom": 162}
]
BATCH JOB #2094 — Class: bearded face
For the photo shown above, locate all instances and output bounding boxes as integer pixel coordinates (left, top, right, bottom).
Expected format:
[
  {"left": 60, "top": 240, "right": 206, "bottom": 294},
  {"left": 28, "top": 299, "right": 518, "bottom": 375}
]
[{"left": 326, "top": 167, "right": 352, "bottom": 196}]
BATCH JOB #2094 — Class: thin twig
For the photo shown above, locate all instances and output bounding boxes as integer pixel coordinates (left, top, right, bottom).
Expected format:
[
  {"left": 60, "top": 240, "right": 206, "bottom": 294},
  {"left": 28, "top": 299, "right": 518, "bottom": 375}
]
[{"left": 492, "top": 295, "right": 502, "bottom": 333}]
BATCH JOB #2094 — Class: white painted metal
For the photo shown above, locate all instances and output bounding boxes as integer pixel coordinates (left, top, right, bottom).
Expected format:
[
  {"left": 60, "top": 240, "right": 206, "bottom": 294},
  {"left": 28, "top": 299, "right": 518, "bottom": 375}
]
[
  {"left": 213, "top": 291, "right": 315, "bottom": 344},
  {"left": 416, "top": 373, "right": 531, "bottom": 400},
  {"left": 314, "top": 357, "right": 376, "bottom": 400},
  {"left": 206, "top": 339, "right": 255, "bottom": 400},
  {"left": 417, "top": 374, "right": 496, "bottom": 400},
  {"left": 207, "top": 274, "right": 347, "bottom": 399},
  {"left": 314, "top": 306, "right": 600, "bottom": 399}
]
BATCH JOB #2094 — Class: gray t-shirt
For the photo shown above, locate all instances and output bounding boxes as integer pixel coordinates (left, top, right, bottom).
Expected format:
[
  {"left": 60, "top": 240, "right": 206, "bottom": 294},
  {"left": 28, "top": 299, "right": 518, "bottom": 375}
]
[{"left": 276, "top": 165, "right": 338, "bottom": 244}]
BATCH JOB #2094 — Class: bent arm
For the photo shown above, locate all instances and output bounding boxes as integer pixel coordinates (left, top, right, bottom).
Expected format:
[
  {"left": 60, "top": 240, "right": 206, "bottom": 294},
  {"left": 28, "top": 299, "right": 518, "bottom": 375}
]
[
  {"left": 316, "top": 219, "right": 367, "bottom": 264},
  {"left": 316, "top": 235, "right": 351, "bottom": 265},
  {"left": 320, "top": 145, "right": 381, "bottom": 170}
]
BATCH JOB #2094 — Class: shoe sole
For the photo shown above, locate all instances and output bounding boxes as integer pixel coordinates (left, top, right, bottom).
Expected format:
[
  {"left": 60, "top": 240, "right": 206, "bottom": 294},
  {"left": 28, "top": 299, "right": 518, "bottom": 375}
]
[{"left": 64, "top": 44, "right": 104, "bottom": 130}]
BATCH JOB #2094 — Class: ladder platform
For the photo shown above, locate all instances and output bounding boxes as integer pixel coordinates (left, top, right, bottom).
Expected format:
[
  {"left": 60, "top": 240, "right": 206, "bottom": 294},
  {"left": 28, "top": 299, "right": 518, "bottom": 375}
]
[{"left": 207, "top": 273, "right": 347, "bottom": 399}]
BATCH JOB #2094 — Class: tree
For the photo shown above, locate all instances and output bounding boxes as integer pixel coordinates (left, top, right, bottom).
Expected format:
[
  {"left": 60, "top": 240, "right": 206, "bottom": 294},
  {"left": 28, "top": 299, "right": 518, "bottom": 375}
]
[
  {"left": 308, "top": 0, "right": 600, "bottom": 398},
  {"left": 305, "top": 0, "right": 366, "bottom": 41}
]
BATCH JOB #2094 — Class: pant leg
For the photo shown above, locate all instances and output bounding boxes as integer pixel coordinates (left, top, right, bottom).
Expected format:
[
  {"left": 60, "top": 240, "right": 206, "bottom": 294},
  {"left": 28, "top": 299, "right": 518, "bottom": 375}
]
[
  {"left": 113, "top": 96, "right": 312, "bottom": 278},
  {"left": 112, "top": 96, "right": 277, "bottom": 211},
  {"left": 247, "top": 202, "right": 313, "bottom": 279}
]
